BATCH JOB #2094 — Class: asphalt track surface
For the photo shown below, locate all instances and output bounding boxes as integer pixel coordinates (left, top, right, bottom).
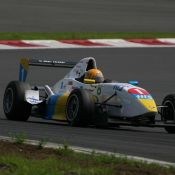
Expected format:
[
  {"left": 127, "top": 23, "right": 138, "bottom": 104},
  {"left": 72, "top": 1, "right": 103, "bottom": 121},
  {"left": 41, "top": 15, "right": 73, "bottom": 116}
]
[
  {"left": 0, "top": 48, "right": 175, "bottom": 163},
  {"left": 0, "top": 0, "right": 175, "bottom": 32}
]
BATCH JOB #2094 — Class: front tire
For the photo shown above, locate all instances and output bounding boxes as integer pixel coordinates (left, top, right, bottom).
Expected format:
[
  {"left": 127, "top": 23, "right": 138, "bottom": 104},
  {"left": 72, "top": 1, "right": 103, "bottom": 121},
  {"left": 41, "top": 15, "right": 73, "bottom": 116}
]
[
  {"left": 161, "top": 94, "right": 175, "bottom": 133},
  {"left": 3, "top": 81, "right": 32, "bottom": 121},
  {"left": 65, "top": 89, "right": 95, "bottom": 126}
]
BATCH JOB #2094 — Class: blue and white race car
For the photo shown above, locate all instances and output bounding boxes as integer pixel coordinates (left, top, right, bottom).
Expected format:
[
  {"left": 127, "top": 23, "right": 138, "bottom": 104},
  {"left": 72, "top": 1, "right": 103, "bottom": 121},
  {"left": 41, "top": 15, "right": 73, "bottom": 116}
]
[{"left": 3, "top": 57, "right": 175, "bottom": 133}]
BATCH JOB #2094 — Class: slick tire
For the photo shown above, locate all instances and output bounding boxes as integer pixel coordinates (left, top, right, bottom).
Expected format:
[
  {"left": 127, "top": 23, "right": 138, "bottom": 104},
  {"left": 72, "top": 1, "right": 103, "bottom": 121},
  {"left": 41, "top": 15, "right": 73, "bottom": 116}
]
[
  {"left": 161, "top": 94, "right": 175, "bottom": 133},
  {"left": 3, "top": 81, "right": 32, "bottom": 121},
  {"left": 66, "top": 89, "right": 95, "bottom": 126}
]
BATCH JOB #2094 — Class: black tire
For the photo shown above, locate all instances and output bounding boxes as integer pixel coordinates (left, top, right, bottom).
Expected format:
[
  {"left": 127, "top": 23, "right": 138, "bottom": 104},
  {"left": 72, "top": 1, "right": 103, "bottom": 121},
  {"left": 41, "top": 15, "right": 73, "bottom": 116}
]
[
  {"left": 161, "top": 94, "right": 175, "bottom": 133},
  {"left": 65, "top": 89, "right": 95, "bottom": 126},
  {"left": 3, "top": 81, "right": 32, "bottom": 121}
]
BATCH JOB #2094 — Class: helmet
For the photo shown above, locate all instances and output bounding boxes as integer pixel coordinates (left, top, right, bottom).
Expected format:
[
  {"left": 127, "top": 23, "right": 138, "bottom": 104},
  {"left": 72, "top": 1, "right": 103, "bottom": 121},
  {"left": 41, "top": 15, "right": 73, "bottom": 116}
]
[{"left": 85, "top": 69, "right": 104, "bottom": 83}]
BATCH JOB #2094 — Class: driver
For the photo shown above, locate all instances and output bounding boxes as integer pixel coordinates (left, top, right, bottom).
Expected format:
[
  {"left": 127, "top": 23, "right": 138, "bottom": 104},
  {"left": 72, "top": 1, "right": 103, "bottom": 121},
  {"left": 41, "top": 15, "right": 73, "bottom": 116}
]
[{"left": 84, "top": 68, "right": 104, "bottom": 83}]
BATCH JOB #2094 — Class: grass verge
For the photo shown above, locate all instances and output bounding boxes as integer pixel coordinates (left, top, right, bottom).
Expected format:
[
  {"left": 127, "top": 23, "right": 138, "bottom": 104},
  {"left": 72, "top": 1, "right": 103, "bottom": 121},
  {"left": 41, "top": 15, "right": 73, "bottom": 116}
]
[
  {"left": 0, "top": 140, "right": 175, "bottom": 175},
  {"left": 0, "top": 32, "right": 175, "bottom": 40}
]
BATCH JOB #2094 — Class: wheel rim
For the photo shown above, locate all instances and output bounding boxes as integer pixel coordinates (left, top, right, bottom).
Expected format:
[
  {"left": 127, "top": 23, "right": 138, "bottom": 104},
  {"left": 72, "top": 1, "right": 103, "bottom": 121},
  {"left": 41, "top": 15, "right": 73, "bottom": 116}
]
[
  {"left": 3, "top": 88, "right": 14, "bottom": 113},
  {"left": 162, "top": 100, "right": 175, "bottom": 121},
  {"left": 66, "top": 94, "right": 79, "bottom": 121}
]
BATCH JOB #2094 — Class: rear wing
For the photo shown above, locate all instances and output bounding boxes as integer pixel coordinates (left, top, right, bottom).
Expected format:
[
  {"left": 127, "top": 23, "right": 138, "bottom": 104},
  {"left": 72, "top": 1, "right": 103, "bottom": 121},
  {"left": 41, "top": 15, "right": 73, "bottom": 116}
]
[{"left": 19, "top": 58, "right": 76, "bottom": 82}]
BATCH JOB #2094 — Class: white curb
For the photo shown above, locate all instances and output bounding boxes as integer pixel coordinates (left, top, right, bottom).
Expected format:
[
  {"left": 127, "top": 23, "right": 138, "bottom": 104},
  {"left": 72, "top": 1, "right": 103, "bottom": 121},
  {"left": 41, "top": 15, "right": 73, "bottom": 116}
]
[{"left": 0, "top": 39, "right": 175, "bottom": 49}]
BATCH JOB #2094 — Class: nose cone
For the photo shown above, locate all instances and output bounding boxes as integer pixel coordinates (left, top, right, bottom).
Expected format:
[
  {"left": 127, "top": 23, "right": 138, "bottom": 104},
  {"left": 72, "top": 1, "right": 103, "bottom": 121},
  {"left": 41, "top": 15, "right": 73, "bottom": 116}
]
[
  {"left": 128, "top": 87, "right": 158, "bottom": 113},
  {"left": 139, "top": 98, "right": 158, "bottom": 112}
]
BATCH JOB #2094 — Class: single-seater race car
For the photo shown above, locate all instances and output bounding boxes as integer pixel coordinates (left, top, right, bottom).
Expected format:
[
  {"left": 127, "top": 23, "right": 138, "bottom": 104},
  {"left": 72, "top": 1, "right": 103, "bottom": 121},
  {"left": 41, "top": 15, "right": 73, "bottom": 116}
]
[{"left": 3, "top": 57, "right": 175, "bottom": 133}]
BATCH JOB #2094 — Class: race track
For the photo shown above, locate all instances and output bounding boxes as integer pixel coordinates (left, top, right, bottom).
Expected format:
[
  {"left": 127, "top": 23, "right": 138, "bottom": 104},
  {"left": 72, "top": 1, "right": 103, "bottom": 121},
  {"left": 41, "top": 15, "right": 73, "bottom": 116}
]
[
  {"left": 0, "top": 0, "right": 175, "bottom": 32},
  {"left": 0, "top": 48, "right": 175, "bottom": 163}
]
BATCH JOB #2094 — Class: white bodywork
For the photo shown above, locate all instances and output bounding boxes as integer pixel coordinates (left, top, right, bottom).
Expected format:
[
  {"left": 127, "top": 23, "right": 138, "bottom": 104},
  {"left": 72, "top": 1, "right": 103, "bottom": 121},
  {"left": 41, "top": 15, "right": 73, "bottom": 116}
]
[
  {"left": 51, "top": 57, "right": 157, "bottom": 118},
  {"left": 25, "top": 90, "right": 42, "bottom": 105}
]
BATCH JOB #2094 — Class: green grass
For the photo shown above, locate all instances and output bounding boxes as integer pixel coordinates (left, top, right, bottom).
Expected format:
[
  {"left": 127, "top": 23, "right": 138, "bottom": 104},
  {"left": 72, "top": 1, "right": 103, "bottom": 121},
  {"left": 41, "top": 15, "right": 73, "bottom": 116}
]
[
  {"left": 0, "top": 140, "right": 175, "bottom": 175},
  {"left": 0, "top": 32, "right": 175, "bottom": 40},
  {"left": 0, "top": 154, "right": 175, "bottom": 175},
  {"left": 0, "top": 156, "right": 115, "bottom": 175},
  {"left": 10, "top": 133, "right": 27, "bottom": 145}
]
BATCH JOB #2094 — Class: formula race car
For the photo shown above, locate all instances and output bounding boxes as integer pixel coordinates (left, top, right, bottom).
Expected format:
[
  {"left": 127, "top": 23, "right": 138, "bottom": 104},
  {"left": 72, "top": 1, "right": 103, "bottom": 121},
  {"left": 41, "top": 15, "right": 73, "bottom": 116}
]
[{"left": 3, "top": 57, "right": 175, "bottom": 133}]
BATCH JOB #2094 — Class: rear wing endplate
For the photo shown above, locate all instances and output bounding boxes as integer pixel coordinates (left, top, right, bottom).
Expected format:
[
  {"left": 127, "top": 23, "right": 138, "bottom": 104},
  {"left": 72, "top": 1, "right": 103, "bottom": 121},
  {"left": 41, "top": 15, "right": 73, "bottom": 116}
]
[{"left": 19, "top": 58, "right": 76, "bottom": 82}]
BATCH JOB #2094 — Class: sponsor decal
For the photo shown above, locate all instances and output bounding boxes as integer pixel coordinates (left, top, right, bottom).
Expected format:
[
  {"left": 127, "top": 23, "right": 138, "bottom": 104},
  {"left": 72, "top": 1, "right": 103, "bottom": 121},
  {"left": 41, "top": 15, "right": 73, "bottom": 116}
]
[
  {"left": 60, "top": 82, "right": 67, "bottom": 90},
  {"left": 113, "top": 85, "right": 123, "bottom": 91},
  {"left": 132, "top": 94, "right": 153, "bottom": 99},
  {"left": 26, "top": 97, "right": 40, "bottom": 104},
  {"left": 128, "top": 88, "right": 152, "bottom": 99},
  {"left": 38, "top": 60, "right": 66, "bottom": 64},
  {"left": 97, "top": 87, "right": 101, "bottom": 95},
  {"left": 128, "top": 88, "right": 149, "bottom": 95}
]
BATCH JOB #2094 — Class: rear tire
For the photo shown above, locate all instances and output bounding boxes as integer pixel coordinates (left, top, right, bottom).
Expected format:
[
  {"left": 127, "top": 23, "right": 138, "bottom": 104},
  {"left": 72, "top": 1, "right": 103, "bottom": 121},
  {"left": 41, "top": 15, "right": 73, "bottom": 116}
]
[
  {"left": 161, "top": 94, "right": 175, "bottom": 133},
  {"left": 66, "top": 89, "right": 95, "bottom": 126},
  {"left": 3, "top": 81, "right": 32, "bottom": 121}
]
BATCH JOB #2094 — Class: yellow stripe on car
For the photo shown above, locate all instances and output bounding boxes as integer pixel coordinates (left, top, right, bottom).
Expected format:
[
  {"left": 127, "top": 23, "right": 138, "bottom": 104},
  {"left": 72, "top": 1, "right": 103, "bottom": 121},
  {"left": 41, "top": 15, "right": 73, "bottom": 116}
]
[
  {"left": 139, "top": 99, "right": 158, "bottom": 112},
  {"left": 20, "top": 58, "right": 29, "bottom": 71},
  {"left": 53, "top": 93, "right": 69, "bottom": 120}
]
